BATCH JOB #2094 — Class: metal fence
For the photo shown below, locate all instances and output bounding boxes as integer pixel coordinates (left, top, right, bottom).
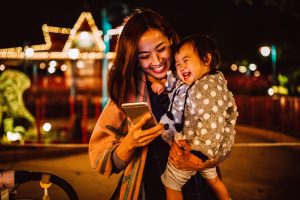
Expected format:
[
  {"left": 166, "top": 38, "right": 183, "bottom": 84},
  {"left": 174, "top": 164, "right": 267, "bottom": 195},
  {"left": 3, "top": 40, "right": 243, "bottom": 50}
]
[{"left": 235, "top": 95, "right": 300, "bottom": 138}]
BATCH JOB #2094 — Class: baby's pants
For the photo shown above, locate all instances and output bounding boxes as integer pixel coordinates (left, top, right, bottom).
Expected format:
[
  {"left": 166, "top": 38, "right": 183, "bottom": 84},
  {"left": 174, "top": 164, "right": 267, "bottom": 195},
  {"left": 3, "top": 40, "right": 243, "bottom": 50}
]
[{"left": 161, "top": 161, "right": 217, "bottom": 191}]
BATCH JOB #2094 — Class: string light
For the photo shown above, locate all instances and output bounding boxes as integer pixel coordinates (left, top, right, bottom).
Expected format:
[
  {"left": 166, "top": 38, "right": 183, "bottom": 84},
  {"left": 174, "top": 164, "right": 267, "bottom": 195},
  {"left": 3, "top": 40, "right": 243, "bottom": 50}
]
[{"left": 0, "top": 12, "right": 108, "bottom": 61}]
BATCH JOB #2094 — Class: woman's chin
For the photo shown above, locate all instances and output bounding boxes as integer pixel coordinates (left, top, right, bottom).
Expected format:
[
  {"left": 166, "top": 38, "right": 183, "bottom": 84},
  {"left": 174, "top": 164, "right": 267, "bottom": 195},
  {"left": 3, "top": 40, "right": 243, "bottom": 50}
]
[{"left": 148, "top": 66, "right": 169, "bottom": 79}]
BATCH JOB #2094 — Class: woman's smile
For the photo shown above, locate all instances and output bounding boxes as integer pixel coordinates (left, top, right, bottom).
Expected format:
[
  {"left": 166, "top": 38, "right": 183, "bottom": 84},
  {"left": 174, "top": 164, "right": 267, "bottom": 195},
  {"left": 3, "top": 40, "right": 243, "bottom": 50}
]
[{"left": 149, "top": 59, "right": 168, "bottom": 74}]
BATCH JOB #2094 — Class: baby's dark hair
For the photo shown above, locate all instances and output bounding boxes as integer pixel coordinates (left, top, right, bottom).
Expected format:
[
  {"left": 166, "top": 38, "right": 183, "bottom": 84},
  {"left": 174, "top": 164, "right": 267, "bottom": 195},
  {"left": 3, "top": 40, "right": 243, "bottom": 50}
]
[{"left": 174, "top": 34, "right": 220, "bottom": 73}]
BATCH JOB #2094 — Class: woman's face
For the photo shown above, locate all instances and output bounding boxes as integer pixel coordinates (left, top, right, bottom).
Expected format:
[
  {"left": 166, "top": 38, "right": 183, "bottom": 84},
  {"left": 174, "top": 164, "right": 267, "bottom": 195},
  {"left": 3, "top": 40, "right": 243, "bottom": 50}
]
[{"left": 137, "top": 28, "right": 172, "bottom": 80}]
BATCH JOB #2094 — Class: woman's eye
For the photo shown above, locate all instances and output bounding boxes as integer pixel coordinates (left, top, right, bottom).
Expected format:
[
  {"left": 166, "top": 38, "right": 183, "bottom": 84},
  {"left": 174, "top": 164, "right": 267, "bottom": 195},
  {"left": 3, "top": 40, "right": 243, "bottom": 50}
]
[
  {"left": 157, "top": 46, "right": 166, "bottom": 53},
  {"left": 139, "top": 55, "right": 149, "bottom": 59}
]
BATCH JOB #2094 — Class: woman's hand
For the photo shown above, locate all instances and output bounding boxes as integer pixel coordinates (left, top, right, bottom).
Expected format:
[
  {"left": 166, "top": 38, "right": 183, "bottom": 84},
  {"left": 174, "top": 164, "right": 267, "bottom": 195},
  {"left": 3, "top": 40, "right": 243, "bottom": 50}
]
[
  {"left": 169, "top": 140, "right": 218, "bottom": 171},
  {"left": 116, "top": 113, "right": 164, "bottom": 162}
]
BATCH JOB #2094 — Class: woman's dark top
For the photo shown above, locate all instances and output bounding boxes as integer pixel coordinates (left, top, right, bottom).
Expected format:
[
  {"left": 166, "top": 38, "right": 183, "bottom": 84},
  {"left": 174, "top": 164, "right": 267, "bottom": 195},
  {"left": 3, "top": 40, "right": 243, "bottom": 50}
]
[{"left": 143, "top": 81, "right": 217, "bottom": 200}]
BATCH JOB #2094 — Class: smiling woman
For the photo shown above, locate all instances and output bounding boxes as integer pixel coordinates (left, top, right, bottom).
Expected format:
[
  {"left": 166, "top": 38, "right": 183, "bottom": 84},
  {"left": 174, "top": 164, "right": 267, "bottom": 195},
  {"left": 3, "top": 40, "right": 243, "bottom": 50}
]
[{"left": 89, "top": 8, "right": 219, "bottom": 200}]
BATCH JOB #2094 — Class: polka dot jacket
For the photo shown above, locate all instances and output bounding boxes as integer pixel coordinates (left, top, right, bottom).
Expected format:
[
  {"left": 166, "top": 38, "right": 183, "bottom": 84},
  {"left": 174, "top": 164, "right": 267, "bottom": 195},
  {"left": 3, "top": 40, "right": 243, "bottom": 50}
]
[{"left": 162, "top": 71, "right": 238, "bottom": 159}]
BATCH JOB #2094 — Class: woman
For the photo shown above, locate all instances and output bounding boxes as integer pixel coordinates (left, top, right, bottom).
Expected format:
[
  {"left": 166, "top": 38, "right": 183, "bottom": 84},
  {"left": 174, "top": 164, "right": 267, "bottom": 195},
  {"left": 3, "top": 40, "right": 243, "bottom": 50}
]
[{"left": 89, "top": 8, "right": 218, "bottom": 200}]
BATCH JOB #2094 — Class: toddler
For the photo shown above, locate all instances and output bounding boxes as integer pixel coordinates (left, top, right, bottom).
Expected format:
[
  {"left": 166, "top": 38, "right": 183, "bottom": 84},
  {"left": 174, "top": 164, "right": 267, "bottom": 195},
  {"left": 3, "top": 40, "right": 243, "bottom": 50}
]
[{"left": 151, "top": 34, "right": 238, "bottom": 200}]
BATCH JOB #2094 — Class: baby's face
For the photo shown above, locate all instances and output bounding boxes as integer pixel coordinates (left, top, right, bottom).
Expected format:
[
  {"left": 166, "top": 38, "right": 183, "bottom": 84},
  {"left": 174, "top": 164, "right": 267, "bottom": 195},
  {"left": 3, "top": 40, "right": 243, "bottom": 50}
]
[{"left": 175, "top": 44, "right": 209, "bottom": 85}]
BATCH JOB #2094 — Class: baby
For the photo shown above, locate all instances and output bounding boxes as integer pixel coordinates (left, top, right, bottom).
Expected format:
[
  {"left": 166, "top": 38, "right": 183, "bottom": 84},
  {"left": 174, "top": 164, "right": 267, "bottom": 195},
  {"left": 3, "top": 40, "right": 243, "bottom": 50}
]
[{"left": 152, "top": 34, "right": 238, "bottom": 200}]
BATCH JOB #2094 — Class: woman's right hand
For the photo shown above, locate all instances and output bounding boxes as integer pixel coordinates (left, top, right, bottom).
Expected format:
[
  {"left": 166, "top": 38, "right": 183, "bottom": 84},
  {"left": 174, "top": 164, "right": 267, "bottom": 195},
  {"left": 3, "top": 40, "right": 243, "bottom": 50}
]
[{"left": 116, "top": 113, "right": 164, "bottom": 162}]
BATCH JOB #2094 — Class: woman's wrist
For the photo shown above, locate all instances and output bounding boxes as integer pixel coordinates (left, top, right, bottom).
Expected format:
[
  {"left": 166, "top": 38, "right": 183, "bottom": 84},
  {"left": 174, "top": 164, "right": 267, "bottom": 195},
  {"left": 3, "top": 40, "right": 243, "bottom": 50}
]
[
  {"left": 112, "top": 148, "right": 128, "bottom": 171},
  {"left": 116, "top": 140, "right": 135, "bottom": 163}
]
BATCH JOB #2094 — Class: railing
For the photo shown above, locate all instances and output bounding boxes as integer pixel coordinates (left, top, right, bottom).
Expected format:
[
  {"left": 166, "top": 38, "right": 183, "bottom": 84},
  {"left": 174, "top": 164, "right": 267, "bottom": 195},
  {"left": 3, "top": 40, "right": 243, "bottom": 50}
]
[
  {"left": 21, "top": 94, "right": 300, "bottom": 143},
  {"left": 235, "top": 95, "right": 300, "bottom": 138}
]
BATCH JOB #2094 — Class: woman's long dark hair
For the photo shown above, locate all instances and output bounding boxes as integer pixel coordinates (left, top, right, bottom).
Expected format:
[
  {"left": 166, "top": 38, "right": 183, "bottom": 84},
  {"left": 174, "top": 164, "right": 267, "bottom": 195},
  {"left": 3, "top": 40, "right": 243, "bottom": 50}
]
[{"left": 107, "top": 8, "right": 179, "bottom": 108}]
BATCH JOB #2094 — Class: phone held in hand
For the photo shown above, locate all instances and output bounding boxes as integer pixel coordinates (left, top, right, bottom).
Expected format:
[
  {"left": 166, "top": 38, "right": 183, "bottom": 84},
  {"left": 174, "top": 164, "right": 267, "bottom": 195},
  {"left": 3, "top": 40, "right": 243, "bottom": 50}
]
[{"left": 121, "top": 102, "right": 158, "bottom": 130}]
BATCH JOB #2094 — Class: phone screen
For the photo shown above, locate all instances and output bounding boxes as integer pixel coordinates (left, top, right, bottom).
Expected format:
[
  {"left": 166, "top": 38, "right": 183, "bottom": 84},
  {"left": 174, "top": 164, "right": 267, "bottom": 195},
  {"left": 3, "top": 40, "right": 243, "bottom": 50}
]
[{"left": 122, "top": 102, "right": 157, "bottom": 130}]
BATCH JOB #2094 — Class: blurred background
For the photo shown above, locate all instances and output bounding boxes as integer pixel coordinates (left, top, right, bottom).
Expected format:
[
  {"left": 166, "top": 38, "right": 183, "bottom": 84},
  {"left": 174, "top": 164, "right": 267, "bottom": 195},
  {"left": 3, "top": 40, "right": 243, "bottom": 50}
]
[
  {"left": 1, "top": 0, "right": 299, "bottom": 143},
  {"left": 0, "top": 0, "right": 300, "bottom": 199}
]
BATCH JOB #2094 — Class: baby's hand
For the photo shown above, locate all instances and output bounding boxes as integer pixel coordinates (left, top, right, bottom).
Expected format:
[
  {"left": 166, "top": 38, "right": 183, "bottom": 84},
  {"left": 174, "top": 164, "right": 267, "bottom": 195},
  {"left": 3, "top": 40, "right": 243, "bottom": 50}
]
[{"left": 151, "top": 82, "right": 165, "bottom": 95}]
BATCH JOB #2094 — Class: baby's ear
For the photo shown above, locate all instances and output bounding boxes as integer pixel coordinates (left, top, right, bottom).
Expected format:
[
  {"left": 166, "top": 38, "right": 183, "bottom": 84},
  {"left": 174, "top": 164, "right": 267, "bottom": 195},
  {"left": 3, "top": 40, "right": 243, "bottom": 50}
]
[{"left": 204, "top": 53, "right": 212, "bottom": 66}]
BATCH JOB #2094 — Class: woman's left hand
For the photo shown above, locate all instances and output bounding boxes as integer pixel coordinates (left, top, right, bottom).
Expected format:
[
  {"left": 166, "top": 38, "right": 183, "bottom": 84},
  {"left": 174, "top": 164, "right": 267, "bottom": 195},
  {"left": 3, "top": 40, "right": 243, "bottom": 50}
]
[{"left": 169, "top": 140, "right": 218, "bottom": 171}]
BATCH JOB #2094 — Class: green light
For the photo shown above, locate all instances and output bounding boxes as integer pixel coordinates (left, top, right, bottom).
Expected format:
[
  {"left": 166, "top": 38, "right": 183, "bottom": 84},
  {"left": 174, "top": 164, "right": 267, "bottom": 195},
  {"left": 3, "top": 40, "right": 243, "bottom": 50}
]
[{"left": 101, "top": 8, "right": 112, "bottom": 109}]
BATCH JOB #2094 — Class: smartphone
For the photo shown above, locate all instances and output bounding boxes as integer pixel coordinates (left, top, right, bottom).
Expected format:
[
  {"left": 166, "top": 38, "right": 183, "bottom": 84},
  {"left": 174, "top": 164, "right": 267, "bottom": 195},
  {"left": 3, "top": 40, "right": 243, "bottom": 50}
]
[{"left": 121, "top": 102, "right": 158, "bottom": 130}]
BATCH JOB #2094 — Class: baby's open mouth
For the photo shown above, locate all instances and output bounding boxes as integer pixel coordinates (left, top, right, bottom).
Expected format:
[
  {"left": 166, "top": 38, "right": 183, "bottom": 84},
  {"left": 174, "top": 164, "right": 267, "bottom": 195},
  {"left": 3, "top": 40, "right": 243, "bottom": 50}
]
[{"left": 183, "top": 72, "right": 191, "bottom": 80}]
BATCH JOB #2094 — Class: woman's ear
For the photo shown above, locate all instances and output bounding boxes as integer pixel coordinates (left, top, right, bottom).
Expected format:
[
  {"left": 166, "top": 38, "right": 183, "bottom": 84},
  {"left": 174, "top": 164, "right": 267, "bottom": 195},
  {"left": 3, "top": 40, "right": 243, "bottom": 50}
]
[{"left": 204, "top": 53, "right": 212, "bottom": 66}]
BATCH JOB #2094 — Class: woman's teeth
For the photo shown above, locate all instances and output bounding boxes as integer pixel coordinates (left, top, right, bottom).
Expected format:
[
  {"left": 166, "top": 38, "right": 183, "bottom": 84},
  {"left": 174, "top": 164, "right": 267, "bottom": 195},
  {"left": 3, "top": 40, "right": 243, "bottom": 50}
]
[{"left": 152, "top": 65, "right": 165, "bottom": 73}]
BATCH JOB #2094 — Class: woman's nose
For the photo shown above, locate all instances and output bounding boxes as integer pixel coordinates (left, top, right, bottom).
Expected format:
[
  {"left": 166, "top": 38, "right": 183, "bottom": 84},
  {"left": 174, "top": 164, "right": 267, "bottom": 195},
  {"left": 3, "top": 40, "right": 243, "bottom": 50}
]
[{"left": 151, "top": 53, "right": 161, "bottom": 65}]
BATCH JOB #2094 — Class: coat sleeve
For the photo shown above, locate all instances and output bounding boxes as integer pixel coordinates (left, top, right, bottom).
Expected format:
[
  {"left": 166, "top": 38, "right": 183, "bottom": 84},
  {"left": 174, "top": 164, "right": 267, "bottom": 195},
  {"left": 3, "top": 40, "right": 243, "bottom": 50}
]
[{"left": 89, "top": 100, "right": 128, "bottom": 176}]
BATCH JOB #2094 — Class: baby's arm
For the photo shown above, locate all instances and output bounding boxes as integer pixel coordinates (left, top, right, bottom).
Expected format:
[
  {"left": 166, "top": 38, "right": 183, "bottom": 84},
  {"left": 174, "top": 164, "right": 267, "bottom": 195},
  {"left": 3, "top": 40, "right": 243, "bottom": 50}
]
[
  {"left": 150, "top": 70, "right": 178, "bottom": 95},
  {"left": 151, "top": 81, "right": 165, "bottom": 95}
]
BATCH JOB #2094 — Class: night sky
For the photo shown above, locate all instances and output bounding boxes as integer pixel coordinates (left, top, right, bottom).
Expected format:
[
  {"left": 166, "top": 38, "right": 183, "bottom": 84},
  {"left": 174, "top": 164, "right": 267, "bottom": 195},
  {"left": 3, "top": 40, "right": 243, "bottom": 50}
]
[{"left": 1, "top": 0, "right": 300, "bottom": 73}]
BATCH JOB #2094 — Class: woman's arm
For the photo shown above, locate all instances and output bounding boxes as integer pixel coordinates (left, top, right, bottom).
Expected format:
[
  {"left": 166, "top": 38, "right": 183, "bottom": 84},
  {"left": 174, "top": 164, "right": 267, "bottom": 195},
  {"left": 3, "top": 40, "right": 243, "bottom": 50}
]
[{"left": 89, "top": 100, "right": 164, "bottom": 175}]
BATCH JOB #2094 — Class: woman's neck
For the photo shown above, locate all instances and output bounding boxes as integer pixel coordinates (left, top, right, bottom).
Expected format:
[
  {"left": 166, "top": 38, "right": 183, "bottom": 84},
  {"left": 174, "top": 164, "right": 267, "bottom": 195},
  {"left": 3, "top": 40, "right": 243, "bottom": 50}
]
[{"left": 146, "top": 74, "right": 166, "bottom": 85}]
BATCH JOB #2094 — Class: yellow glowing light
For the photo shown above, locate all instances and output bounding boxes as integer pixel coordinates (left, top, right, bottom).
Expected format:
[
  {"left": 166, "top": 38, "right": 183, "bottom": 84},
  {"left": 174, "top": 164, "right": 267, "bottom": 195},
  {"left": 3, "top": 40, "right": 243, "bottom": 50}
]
[
  {"left": 60, "top": 64, "right": 67, "bottom": 71},
  {"left": 272, "top": 86, "right": 279, "bottom": 93},
  {"left": 7, "top": 131, "right": 22, "bottom": 142},
  {"left": 268, "top": 88, "right": 274, "bottom": 96},
  {"left": 43, "top": 123, "right": 52, "bottom": 132},
  {"left": 254, "top": 70, "right": 261, "bottom": 77},
  {"left": 105, "top": 52, "right": 116, "bottom": 60},
  {"left": 76, "top": 60, "right": 85, "bottom": 69},
  {"left": 63, "top": 12, "right": 105, "bottom": 52},
  {"left": 48, "top": 66, "right": 56, "bottom": 74},
  {"left": 25, "top": 47, "right": 34, "bottom": 57},
  {"left": 259, "top": 46, "right": 271, "bottom": 57},
  {"left": 40, "top": 62, "right": 46, "bottom": 69},
  {"left": 230, "top": 64, "right": 238, "bottom": 71},
  {"left": 0, "top": 12, "right": 106, "bottom": 61},
  {"left": 249, "top": 63, "right": 257, "bottom": 71},
  {"left": 0, "top": 64, "right": 5, "bottom": 71},
  {"left": 278, "top": 86, "right": 288, "bottom": 95},
  {"left": 76, "top": 31, "right": 94, "bottom": 49},
  {"left": 79, "top": 31, "right": 90, "bottom": 40},
  {"left": 107, "top": 26, "right": 124, "bottom": 35},
  {"left": 49, "top": 60, "right": 57, "bottom": 68},
  {"left": 238, "top": 65, "right": 247, "bottom": 73},
  {"left": 68, "top": 48, "right": 80, "bottom": 60},
  {"left": 0, "top": 47, "right": 22, "bottom": 53}
]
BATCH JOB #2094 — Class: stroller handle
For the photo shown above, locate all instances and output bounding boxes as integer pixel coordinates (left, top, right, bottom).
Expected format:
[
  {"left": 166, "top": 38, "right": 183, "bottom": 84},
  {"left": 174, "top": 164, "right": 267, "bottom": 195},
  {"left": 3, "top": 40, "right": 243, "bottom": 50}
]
[{"left": 12, "top": 170, "right": 79, "bottom": 200}]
